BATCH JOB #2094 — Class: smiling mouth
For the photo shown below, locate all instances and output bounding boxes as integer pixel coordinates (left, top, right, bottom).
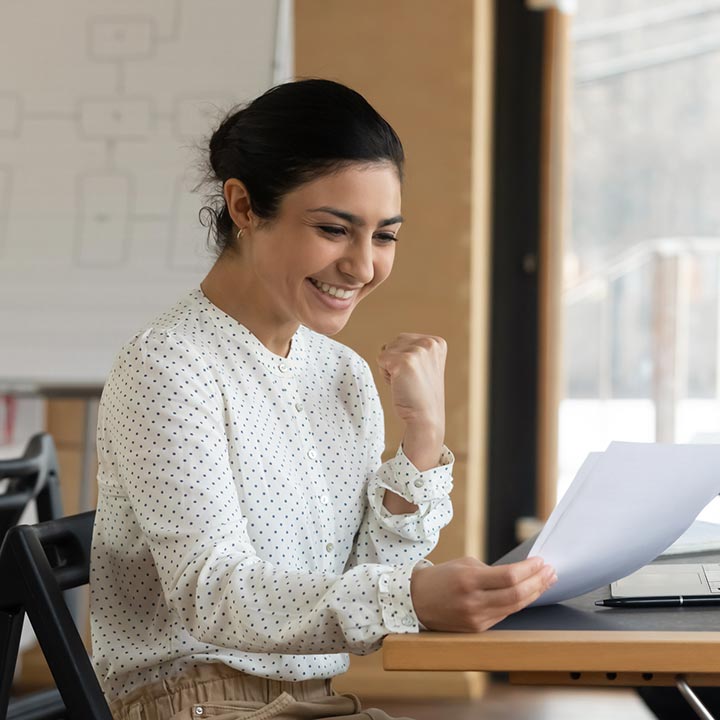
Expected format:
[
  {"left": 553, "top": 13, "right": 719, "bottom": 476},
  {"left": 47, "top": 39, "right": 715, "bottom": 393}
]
[{"left": 308, "top": 277, "right": 358, "bottom": 299}]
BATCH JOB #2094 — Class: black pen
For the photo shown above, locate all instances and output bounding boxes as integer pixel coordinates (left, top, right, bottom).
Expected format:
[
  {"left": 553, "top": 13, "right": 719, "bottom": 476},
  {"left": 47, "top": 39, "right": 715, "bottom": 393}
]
[{"left": 595, "top": 596, "right": 720, "bottom": 608}]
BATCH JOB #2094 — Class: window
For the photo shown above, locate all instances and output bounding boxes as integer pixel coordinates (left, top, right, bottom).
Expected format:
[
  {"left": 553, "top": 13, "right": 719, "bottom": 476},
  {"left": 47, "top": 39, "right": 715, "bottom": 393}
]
[{"left": 560, "top": 0, "right": 720, "bottom": 521}]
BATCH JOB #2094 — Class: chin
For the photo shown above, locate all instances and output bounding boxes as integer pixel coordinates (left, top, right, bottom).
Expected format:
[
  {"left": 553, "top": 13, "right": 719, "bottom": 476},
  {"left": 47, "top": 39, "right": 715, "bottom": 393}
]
[{"left": 302, "top": 315, "right": 350, "bottom": 337}]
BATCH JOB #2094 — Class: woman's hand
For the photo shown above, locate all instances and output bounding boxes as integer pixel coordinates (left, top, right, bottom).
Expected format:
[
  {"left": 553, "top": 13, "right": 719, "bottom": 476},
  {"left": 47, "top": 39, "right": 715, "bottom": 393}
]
[
  {"left": 377, "top": 333, "right": 447, "bottom": 472},
  {"left": 377, "top": 333, "right": 446, "bottom": 429},
  {"left": 410, "top": 557, "right": 557, "bottom": 632}
]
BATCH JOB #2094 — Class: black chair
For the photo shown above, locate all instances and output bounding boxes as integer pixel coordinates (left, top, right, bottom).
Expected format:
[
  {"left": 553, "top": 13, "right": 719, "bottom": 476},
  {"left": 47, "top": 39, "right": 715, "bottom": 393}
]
[
  {"left": 0, "top": 511, "right": 112, "bottom": 720},
  {"left": 0, "top": 433, "right": 68, "bottom": 719},
  {"left": 0, "top": 433, "right": 62, "bottom": 537},
  {"left": 4, "top": 689, "right": 67, "bottom": 720}
]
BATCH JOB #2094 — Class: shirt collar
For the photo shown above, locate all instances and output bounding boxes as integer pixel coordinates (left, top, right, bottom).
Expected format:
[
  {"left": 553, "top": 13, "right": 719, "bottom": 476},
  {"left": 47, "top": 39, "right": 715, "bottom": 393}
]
[{"left": 191, "top": 288, "right": 305, "bottom": 377}]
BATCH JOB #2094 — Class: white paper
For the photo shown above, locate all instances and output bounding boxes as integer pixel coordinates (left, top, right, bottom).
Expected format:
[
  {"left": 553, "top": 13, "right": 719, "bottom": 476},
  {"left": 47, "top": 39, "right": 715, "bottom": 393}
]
[{"left": 529, "top": 441, "right": 720, "bottom": 605}]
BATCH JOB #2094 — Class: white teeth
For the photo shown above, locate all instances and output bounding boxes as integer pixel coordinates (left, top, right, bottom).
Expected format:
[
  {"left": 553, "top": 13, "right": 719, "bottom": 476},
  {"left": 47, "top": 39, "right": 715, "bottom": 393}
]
[{"left": 310, "top": 278, "right": 354, "bottom": 300}]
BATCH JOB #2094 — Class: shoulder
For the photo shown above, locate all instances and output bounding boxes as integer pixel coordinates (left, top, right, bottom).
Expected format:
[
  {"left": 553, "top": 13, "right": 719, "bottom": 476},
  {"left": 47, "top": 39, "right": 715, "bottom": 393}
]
[
  {"left": 108, "top": 290, "right": 213, "bottom": 382},
  {"left": 140, "top": 288, "right": 210, "bottom": 342}
]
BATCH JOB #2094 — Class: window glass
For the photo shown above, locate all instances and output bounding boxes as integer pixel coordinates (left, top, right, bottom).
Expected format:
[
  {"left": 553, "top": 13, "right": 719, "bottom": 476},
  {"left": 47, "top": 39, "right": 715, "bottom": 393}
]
[{"left": 560, "top": 0, "right": 720, "bottom": 521}]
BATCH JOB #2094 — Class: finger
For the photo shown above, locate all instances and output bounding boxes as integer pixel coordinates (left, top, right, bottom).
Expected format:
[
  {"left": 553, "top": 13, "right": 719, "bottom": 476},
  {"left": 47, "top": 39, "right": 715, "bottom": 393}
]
[
  {"left": 481, "top": 565, "right": 557, "bottom": 611},
  {"left": 476, "top": 557, "right": 546, "bottom": 590},
  {"left": 376, "top": 354, "right": 397, "bottom": 376}
]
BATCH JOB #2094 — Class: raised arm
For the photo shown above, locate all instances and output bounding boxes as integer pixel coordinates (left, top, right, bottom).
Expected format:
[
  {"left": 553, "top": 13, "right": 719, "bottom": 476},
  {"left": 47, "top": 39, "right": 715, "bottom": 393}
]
[{"left": 346, "top": 339, "right": 454, "bottom": 568}]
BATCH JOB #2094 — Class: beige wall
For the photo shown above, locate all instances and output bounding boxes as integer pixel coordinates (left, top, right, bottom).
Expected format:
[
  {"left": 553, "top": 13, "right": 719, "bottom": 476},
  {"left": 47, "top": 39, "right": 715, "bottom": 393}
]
[{"left": 296, "top": 0, "right": 494, "bottom": 699}]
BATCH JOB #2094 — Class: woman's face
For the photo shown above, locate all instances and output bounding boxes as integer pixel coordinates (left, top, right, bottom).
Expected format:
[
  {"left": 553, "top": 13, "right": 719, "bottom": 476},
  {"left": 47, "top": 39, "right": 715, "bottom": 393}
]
[{"left": 244, "top": 163, "right": 402, "bottom": 337}]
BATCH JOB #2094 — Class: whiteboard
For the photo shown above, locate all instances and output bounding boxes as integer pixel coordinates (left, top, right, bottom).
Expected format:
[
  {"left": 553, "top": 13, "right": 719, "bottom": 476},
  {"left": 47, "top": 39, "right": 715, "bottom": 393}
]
[{"left": 0, "top": 0, "right": 293, "bottom": 388}]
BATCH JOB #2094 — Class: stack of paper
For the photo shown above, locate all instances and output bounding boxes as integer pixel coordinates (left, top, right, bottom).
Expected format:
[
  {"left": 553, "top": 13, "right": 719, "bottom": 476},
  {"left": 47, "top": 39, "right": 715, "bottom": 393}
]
[
  {"left": 530, "top": 442, "right": 720, "bottom": 606},
  {"left": 661, "top": 520, "right": 720, "bottom": 556}
]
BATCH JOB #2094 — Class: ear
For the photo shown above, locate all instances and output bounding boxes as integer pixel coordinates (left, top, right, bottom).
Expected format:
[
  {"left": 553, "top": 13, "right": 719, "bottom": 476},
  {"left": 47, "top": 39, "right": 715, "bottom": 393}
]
[{"left": 223, "top": 178, "right": 253, "bottom": 231}]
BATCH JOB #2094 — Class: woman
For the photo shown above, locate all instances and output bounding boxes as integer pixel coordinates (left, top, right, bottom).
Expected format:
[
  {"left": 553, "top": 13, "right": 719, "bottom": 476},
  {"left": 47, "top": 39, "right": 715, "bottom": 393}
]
[{"left": 90, "top": 79, "right": 556, "bottom": 720}]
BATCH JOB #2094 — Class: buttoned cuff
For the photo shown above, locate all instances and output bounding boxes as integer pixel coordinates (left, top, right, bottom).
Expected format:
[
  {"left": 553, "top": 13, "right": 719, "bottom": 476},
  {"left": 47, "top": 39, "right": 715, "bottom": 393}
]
[
  {"left": 378, "top": 559, "right": 432, "bottom": 633},
  {"left": 379, "top": 445, "right": 454, "bottom": 505}
]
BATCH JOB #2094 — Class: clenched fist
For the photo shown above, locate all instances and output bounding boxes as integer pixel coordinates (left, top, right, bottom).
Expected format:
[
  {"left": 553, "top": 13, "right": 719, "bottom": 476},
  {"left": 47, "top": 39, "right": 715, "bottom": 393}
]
[
  {"left": 377, "top": 332, "right": 447, "bottom": 433},
  {"left": 377, "top": 333, "right": 447, "bottom": 510}
]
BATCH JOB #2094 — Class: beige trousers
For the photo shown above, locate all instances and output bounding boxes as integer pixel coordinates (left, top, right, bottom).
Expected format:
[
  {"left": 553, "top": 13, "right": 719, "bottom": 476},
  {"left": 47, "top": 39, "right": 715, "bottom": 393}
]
[{"left": 108, "top": 663, "right": 416, "bottom": 720}]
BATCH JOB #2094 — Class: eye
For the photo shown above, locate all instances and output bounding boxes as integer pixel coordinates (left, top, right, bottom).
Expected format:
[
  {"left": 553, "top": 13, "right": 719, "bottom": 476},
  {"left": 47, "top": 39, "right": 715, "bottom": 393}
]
[
  {"left": 317, "top": 225, "right": 347, "bottom": 237},
  {"left": 374, "top": 232, "right": 398, "bottom": 244}
]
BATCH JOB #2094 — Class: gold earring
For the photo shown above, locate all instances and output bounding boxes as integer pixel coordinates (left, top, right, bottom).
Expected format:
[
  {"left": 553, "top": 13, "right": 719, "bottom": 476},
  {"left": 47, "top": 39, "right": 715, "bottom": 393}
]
[{"left": 236, "top": 227, "right": 245, "bottom": 240}]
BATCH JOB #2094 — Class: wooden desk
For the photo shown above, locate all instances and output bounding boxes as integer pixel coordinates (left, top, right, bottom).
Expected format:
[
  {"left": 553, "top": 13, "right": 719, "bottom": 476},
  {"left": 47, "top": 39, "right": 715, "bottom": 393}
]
[
  {"left": 383, "top": 629, "right": 720, "bottom": 687},
  {"left": 384, "top": 548, "right": 720, "bottom": 688}
]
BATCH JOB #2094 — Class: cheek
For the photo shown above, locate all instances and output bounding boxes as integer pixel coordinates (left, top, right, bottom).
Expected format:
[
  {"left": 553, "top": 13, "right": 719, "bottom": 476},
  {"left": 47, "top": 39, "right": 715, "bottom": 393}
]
[{"left": 374, "top": 249, "right": 396, "bottom": 284}]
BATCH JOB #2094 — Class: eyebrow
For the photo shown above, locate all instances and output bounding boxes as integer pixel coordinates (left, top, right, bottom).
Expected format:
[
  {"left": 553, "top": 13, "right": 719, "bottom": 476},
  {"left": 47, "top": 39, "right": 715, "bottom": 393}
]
[{"left": 307, "top": 206, "right": 403, "bottom": 228}]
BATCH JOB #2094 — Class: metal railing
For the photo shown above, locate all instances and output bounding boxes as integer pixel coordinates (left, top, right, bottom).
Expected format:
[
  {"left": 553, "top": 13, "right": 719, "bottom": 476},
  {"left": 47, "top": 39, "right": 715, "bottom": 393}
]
[{"left": 563, "top": 237, "right": 720, "bottom": 442}]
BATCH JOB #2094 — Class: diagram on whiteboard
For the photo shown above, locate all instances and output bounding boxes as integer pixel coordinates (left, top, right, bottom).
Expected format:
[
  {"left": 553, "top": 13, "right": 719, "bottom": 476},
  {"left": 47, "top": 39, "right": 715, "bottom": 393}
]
[{"left": 0, "top": 0, "right": 291, "bottom": 386}]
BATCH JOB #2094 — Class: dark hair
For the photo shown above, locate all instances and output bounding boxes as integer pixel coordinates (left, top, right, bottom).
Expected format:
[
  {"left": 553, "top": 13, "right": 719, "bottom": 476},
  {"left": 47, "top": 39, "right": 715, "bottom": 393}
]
[{"left": 196, "top": 79, "right": 405, "bottom": 254}]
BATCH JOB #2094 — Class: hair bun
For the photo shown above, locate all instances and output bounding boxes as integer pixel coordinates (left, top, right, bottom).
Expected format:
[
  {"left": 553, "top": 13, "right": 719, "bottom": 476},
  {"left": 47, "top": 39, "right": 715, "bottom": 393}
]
[{"left": 208, "top": 108, "right": 241, "bottom": 178}]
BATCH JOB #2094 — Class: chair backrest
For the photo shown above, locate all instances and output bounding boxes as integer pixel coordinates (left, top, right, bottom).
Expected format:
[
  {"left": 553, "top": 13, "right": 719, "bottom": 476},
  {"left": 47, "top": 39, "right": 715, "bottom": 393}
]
[
  {"left": 0, "top": 511, "right": 113, "bottom": 720},
  {"left": 0, "top": 433, "right": 62, "bottom": 536}
]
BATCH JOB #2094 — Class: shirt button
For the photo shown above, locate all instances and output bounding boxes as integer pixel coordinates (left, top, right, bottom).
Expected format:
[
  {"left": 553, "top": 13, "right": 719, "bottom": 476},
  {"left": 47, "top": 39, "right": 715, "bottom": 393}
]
[
  {"left": 279, "top": 362, "right": 289, "bottom": 373},
  {"left": 320, "top": 494, "right": 329, "bottom": 505},
  {"left": 307, "top": 448, "right": 317, "bottom": 460},
  {"left": 295, "top": 402, "right": 304, "bottom": 412},
  {"left": 413, "top": 478, "right": 425, "bottom": 488},
  {"left": 326, "top": 542, "right": 334, "bottom": 552},
  {"left": 401, "top": 615, "right": 415, "bottom": 627}
]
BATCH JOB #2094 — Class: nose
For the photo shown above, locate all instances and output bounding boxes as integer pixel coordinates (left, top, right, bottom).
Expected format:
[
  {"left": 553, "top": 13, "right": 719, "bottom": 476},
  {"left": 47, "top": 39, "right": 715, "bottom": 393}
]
[{"left": 338, "top": 236, "right": 375, "bottom": 285}]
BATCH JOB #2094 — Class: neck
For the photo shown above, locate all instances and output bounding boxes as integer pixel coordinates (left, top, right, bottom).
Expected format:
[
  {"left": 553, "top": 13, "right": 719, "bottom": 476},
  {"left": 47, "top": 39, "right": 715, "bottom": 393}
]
[{"left": 200, "top": 254, "right": 298, "bottom": 358}]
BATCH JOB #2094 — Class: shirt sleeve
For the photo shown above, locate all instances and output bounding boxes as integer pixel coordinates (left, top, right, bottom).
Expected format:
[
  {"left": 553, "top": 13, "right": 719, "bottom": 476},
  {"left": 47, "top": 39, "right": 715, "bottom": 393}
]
[
  {"left": 345, "top": 358, "right": 454, "bottom": 568},
  {"left": 102, "top": 329, "right": 424, "bottom": 658}
]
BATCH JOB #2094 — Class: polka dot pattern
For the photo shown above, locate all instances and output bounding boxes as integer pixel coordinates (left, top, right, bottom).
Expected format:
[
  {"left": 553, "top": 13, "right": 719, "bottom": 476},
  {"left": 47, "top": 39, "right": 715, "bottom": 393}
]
[{"left": 89, "top": 288, "right": 454, "bottom": 703}]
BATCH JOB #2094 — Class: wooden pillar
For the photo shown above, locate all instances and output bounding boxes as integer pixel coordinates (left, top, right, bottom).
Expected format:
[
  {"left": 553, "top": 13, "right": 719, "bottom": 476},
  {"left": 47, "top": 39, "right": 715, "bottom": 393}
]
[
  {"left": 537, "top": 8, "right": 571, "bottom": 521},
  {"left": 296, "top": 0, "right": 494, "bottom": 699}
]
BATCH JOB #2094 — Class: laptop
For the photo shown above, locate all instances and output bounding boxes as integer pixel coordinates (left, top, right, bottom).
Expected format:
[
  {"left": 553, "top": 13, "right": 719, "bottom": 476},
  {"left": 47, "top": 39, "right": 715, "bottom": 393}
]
[{"left": 610, "top": 563, "right": 720, "bottom": 599}]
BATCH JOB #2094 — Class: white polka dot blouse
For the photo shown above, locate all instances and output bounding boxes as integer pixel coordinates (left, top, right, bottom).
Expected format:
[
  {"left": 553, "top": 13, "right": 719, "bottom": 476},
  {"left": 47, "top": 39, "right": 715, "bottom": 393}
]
[{"left": 89, "top": 288, "right": 454, "bottom": 703}]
